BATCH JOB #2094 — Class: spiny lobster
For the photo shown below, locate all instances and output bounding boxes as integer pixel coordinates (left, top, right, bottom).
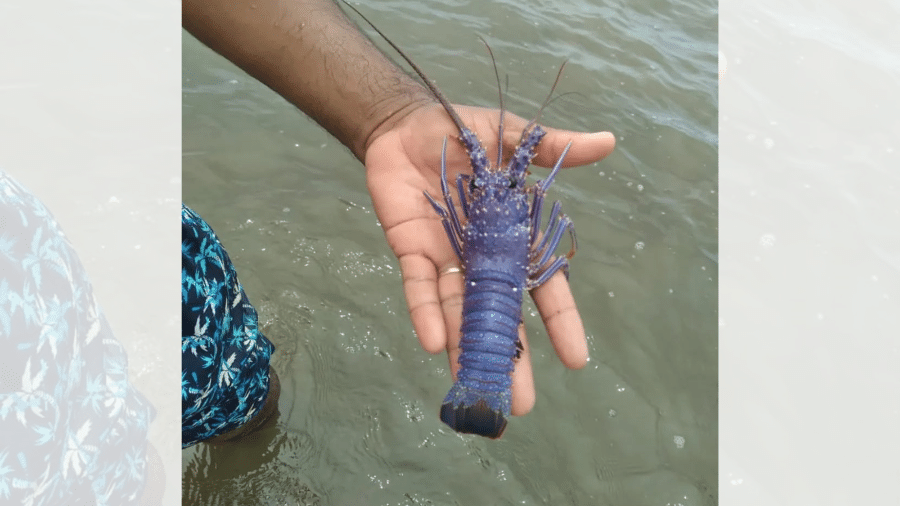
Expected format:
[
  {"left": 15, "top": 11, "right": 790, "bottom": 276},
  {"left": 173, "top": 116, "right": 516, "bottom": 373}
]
[{"left": 344, "top": 2, "right": 577, "bottom": 439}]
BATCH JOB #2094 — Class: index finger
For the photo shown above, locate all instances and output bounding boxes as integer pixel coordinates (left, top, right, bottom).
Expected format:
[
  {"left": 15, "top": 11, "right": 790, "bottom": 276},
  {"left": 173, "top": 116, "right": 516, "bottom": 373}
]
[
  {"left": 532, "top": 129, "right": 616, "bottom": 169},
  {"left": 497, "top": 113, "right": 616, "bottom": 169}
]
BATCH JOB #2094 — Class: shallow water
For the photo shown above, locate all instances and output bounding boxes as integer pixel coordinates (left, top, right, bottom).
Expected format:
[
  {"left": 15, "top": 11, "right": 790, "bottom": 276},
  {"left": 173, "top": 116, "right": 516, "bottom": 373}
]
[{"left": 182, "top": 0, "right": 717, "bottom": 504}]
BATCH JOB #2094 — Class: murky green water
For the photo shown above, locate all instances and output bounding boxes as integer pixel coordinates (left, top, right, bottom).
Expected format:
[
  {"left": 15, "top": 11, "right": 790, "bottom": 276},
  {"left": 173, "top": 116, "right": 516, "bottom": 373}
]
[{"left": 182, "top": 0, "right": 717, "bottom": 504}]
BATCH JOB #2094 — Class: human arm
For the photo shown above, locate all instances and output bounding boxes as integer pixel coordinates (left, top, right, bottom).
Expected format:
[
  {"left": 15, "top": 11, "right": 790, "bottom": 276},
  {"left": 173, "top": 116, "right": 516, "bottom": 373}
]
[
  {"left": 182, "top": 0, "right": 431, "bottom": 161},
  {"left": 182, "top": 0, "right": 616, "bottom": 416}
]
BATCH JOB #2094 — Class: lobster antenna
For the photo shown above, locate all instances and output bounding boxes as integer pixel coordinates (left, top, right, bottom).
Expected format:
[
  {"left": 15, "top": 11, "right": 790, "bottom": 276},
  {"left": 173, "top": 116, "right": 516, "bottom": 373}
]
[
  {"left": 340, "top": 0, "right": 469, "bottom": 137},
  {"left": 478, "top": 36, "right": 505, "bottom": 168},
  {"left": 545, "top": 90, "right": 587, "bottom": 108},
  {"left": 519, "top": 60, "right": 569, "bottom": 144}
]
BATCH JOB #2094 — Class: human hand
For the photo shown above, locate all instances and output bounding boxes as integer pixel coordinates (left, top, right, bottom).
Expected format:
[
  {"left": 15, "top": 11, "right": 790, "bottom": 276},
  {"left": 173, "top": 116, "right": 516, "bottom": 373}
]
[{"left": 365, "top": 102, "right": 615, "bottom": 416}]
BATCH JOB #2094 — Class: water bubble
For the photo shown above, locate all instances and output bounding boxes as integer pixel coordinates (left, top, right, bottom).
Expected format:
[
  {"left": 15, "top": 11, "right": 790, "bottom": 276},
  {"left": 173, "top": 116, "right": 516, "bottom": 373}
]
[
  {"left": 759, "top": 233, "right": 776, "bottom": 249},
  {"left": 634, "top": 241, "right": 645, "bottom": 251},
  {"left": 763, "top": 138, "right": 775, "bottom": 149},
  {"left": 608, "top": 409, "right": 617, "bottom": 418},
  {"left": 674, "top": 435, "right": 685, "bottom": 448},
  {"left": 608, "top": 291, "right": 615, "bottom": 297}
]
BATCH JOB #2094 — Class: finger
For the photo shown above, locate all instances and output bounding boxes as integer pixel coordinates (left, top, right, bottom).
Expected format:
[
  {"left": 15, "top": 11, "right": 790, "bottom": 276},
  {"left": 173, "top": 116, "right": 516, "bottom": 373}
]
[
  {"left": 532, "top": 129, "right": 616, "bottom": 169},
  {"left": 497, "top": 113, "right": 616, "bottom": 168},
  {"left": 438, "top": 263, "right": 465, "bottom": 377},
  {"left": 530, "top": 270, "right": 589, "bottom": 369},
  {"left": 510, "top": 324, "right": 536, "bottom": 416},
  {"left": 399, "top": 254, "right": 446, "bottom": 354}
]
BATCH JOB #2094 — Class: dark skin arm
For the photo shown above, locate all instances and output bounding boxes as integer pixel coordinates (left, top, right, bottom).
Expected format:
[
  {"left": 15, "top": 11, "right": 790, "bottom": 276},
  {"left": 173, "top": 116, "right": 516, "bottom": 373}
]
[
  {"left": 183, "top": 0, "right": 616, "bottom": 416},
  {"left": 183, "top": 0, "right": 430, "bottom": 161}
]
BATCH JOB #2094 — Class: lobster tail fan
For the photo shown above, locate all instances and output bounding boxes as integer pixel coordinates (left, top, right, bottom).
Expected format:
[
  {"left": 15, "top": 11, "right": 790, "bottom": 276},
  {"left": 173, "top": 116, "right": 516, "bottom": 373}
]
[{"left": 440, "top": 400, "right": 508, "bottom": 439}]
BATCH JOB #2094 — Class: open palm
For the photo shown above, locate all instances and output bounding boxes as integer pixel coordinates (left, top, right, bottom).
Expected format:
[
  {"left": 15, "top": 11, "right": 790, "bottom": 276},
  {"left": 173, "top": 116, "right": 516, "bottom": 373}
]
[{"left": 364, "top": 101, "right": 615, "bottom": 416}]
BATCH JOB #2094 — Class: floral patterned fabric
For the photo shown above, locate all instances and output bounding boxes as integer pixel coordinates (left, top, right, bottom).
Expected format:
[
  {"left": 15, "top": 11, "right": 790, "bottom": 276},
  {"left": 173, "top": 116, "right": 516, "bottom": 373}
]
[
  {"left": 0, "top": 172, "right": 153, "bottom": 505},
  {"left": 181, "top": 205, "right": 274, "bottom": 448}
]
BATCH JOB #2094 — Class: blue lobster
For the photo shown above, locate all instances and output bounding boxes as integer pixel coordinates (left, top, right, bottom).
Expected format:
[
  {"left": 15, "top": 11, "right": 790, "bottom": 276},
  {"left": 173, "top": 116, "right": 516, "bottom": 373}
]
[{"left": 344, "top": 2, "right": 577, "bottom": 438}]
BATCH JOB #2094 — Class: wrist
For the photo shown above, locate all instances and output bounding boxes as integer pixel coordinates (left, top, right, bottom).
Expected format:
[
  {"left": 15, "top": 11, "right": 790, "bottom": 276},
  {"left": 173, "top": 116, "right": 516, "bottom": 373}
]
[{"left": 360, "top": 91, "right": 433, "bottom": 163}]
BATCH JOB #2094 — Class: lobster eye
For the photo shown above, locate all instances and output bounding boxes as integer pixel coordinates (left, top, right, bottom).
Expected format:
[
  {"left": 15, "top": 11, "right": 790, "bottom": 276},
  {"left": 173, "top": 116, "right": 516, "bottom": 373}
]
[{"left": 508, "top": 178, "right": 516, "bottom": 188}]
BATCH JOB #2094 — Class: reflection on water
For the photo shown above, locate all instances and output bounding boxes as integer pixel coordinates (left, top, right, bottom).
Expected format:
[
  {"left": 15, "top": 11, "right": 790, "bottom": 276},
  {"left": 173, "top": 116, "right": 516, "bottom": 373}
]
[{"left": 182, "top": 0, "right": 717, "bottom": 503}]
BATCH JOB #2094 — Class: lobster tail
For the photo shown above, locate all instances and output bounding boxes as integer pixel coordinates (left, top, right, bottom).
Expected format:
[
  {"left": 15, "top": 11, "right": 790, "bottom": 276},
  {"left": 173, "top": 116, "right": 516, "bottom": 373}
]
[
  {"left": 439, "top": 268, "right": 522, "bottom": 438},
  {"left": 440, "top": 390, "right": 509, "bottom": 439}
]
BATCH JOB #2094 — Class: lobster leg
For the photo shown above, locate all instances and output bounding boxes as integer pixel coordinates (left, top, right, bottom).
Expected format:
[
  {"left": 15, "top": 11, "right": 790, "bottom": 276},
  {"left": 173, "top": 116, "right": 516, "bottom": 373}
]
[
  {"left": 439, "top": 138, "right": 466, "bottom": 245},
  {"left": 527, "top": 254, "right": 570, "bottom": 288},
  {"left": 529, "top": 188, "right": 546, "bottom": 246},
  {"left": 535, "top": 213, "right": 576, "bottom": 269},
  {"left": 424, "top": 192, "right": 465, "bottom": 262},
  {"left": 527, "top": 213, "right": 576, "bottom": 288},
  {"left": 536, "top": 141, "right": 573, "bottom": 193},
  {"left": 456, "top": 174, "right": 471, "bottom": 220},
  {"left": 528, "top": 141, "right": 573, "bottom": 244},
  {"left": 529, "top": 201, "right": 562, "bottom": 262},
  {"left": 424, "top": 138, "right": 469, "bottom": 262}
]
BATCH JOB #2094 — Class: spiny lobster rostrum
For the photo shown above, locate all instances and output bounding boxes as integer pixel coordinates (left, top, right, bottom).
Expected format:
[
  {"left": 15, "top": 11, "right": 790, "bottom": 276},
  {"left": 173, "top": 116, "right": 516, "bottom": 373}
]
[{"left": 345, "top": 2, "right": 577, "bottom": 439}]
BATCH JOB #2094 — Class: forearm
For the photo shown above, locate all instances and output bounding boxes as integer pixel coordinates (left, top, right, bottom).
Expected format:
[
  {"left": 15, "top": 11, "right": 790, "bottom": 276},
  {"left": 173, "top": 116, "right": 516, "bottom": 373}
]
[{"left": 183, "top": 0, "right": 432, "bottom": 161}]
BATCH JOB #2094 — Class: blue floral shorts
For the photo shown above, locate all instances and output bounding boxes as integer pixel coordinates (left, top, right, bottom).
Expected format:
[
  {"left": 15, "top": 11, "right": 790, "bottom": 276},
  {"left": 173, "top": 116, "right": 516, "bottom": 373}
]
[
  {"left": 0, "top": 172, "right": 153, "bottom": 505},
  {"left": 181, "top": 205, "right": 275, "bottom": 448}
]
